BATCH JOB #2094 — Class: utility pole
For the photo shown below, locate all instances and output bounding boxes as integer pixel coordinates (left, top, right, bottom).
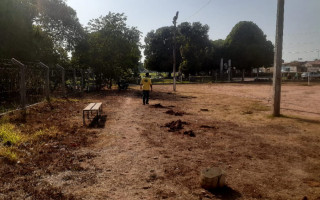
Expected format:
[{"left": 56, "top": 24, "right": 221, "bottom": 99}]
[
  {"left": 272, "top": 0, "right": 285, "bottom": 117},
  {"left": 173, "top": 11, "right": 179, "bottom": 92}
]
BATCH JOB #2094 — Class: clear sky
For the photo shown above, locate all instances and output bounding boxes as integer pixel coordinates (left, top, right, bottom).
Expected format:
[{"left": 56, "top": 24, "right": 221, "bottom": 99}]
[{"left": 66, "top": 0, "right": 320, "bottom": 62}]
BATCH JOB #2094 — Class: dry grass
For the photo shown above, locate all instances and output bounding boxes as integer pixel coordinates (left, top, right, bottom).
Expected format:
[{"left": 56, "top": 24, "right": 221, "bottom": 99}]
[{"left": 1, "top": 84, "right": 319, "bottom": 199}]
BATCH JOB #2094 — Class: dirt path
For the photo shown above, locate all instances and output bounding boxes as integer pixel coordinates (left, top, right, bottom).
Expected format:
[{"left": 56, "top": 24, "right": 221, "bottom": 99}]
[
  {"left": 52, "top": 92, "right": 179, "bottom": 199},
  {"left": 77, "top": 96, "right": 158, "bottom": 199}
]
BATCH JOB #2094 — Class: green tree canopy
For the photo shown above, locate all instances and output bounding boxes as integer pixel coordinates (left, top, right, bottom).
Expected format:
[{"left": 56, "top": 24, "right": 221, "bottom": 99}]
[
  {"left": 0, "top": 0, "right": 84, "bottom": 61},
  {"left": 0, "top": 0, "right": 35, "bottom": 59},
  {"left": 35, "top": 0, "right": 85, "bottom": 50},
  {"left": 178, "top": 22, "right": 211, "bottom": 75},
  {"left": 224, "top": 21, "right": 274, "bottom": 71},
  {"left": 73, "top": 12, "right": 141, "bottom": 88},
  {"left": 144, "top": 26, "right": 180, "bottom": 74},
  {"left": 144, "top": 22, "right": 211, "bottom": 75}
]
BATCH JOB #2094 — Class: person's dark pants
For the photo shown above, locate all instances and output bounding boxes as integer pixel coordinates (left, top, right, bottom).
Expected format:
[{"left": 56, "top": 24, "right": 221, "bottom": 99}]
[{"left": 142, "top": 90, "right": 150, "bottom": 104}]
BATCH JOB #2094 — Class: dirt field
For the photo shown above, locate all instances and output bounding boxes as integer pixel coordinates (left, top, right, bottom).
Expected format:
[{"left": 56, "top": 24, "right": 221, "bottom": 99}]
[{"left": 1, "top": 83, "right": 320, "bottom": 200}]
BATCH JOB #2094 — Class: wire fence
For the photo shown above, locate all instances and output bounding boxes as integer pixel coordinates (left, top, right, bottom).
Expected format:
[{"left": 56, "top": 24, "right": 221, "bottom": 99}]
[
  {"left": 2, "top": 58, "right": 318, "bottom": 115},
  {"left": 0, "top": 58, "right": 96, "bottom": 115}
]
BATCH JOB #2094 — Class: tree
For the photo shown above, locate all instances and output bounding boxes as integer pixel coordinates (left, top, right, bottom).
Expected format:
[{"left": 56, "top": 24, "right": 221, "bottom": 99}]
[
  {"left": 144, "top": 26, "right": 181, "bottom": 76},
  {"left": 0, "top": 0, "right": 35, "bottom": 59},
  {"left": 210, "top": 39, "right": 226, "bottom": 69},
  {"left": 32, "top": 25, "right": 61, "bottom": 63},
  {"left": 224, "top": 21, "right": 274, "bottom": 79},
  {"left": 178, "top": 22, "right": 211, "bottom": 75},
  {"left": 34, "top": 0, "right": 85, "bottom": 51},
  {"left": 144, "top": 22, "right": 211, "bottom": 76},
  {"left": 73, "top": 12, "right": 141, "bottom": 89},
  {"left": 0, "top": 0, "right": 84, "bottom": 61}
]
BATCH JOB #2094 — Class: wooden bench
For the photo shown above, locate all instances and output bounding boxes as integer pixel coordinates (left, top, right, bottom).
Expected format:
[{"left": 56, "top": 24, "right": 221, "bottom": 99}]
[{"left": 83, "top": 102, "right": 103, "bottom": 125}]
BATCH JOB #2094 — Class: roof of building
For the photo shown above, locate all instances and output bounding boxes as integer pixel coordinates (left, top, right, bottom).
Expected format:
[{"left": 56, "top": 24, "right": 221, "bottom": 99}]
[
  {"left": 306, "top": 60, "right": 320, "bottom": 65},
  {"left": 283, "top": 61, "right": 306, "bottom": 67}
]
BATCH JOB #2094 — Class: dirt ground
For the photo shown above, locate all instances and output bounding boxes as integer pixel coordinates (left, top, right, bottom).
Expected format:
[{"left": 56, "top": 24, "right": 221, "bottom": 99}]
[{"left": 1, "top": 83, "right": 320, "bottom": 200}]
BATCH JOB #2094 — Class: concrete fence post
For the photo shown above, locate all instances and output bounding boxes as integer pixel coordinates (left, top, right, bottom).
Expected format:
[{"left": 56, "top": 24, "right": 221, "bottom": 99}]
[
  {"left": 73, "top": 68, "right": 76, "bottom": 90},
  {"left": 11, "top": 58, "right": 26, "bottom": 118},
  {"left": 56, "top": 64, "right": 66, "bottom": 97},
  {"left": 81, "top": 69, "right": 84, "bottom": 92},
  {"left": 220, "top": 58, "right": 223, "bottom": 81},
  {"left": 39, "top": 62, "right": 50, "bottom": 102}
]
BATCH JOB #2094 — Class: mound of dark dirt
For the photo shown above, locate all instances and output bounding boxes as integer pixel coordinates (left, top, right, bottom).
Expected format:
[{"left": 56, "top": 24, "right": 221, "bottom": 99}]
[
  {"left": 165, "top": 120, "right": 188, "bottom": 132},
  {"left": 200, "top": 125, "right": 218, "bottom": 129},
  {"left": 183, "top": 130, "right": 196, "bottom": 137},
  {"left": 165, "top": 109, "right": 185, "bottom": 116}
]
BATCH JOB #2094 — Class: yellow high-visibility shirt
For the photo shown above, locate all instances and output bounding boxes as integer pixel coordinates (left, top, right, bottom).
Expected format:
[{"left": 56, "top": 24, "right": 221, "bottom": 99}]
[{"left": 140, "top": 77, "right": 152, "bottom": 91}]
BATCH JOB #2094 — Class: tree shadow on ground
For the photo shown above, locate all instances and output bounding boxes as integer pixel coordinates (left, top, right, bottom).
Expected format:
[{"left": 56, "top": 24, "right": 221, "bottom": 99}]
[
  {"left": 208, "top": 186, "right": 242, "bottom": 200},
  {"left": 280, "top": 114, "right": 320, "bottom": 124},
  {"left": 83, "top": 87, "right": 196, "bottom": 102},
  {"left": 131, "top": 88, "right": 195, "bottom": 102},
  {"left": 281, "top": 108, "right": 320, "bottom": 116},
  {"left": 88, "top": 115, "right": 107, "bottom": 128}
]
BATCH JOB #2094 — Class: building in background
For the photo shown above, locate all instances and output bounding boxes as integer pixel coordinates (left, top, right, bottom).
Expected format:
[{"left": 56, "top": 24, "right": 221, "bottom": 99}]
[
  {"left": 304, "top": 60, "right": 320, "bottom": 72},
  {"left": 281, "top": 61, "right": 307, "bottom": 73}
]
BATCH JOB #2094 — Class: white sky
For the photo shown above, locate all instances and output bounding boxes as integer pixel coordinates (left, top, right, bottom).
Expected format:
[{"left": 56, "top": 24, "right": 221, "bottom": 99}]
[{"left": 66, "top": 0, "right": 320, "bottom": 62}]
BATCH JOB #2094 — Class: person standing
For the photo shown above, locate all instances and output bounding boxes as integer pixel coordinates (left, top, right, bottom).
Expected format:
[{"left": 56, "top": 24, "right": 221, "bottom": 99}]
[{"left": 140, "top": 73, "right": 152, "bottom": 105}]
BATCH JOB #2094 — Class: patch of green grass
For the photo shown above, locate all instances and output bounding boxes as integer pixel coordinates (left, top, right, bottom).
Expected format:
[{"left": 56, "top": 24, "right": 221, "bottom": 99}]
[
  {"left": 0, "top": 117, "right": 22, "bottom": 146},
  {"left": 0, "top": 148, "right": 18, "bottom": 162},
  {"left": 0, "top": 116, "right": 22, "bottom": 162},
  {"left": 0, "top": 114, "right": 60, "bottom": 162},
  {"left": 30, "top": 127, "right": 59, "bottom": 141},
  {"left": 51, "top": 97, "right": 79, "bottom": 103}
]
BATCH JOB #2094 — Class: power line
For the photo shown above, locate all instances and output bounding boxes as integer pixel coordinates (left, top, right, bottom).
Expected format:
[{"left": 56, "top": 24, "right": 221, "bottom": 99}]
[
  {"left": 183, "top": 0, "right": 213, "bottom": 21},
  {"left": 284, "top": 49, "right": 320, "bottom": 54}
]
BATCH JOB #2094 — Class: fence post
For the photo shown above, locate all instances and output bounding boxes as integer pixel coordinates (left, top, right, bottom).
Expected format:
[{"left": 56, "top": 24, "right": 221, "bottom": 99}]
[
  {"left": 73, "top": 68, "right": 76, "bottom": 90},
  {"left": 228, "top": 59, "right": 232, "bottom": 82},
  {"left": 56, "top": 64, "right": 66, "bottom": 97},
  {"left": 39, "top": 62, "right": 50, "bottom": 102},
  {"left": 220, "top": 58, "right": 223, "bottom": 81},
  {"left": 81, "top": 69, "right": 84, "bottom": 92},
  {"left": 11, "top": 58, "right": 26, "bottom": 118}
]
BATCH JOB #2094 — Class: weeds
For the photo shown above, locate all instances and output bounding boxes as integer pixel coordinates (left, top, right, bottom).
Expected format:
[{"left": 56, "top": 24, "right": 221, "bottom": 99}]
[
  {"left": 30, "top": 127, "right": 59, "bottom": 141},
  {"left": 51, "top": 98, "right": 79, "bottom": 103},
  {"left": 0, "top": 115, "right": 60, "bottom": 162},
  {"left": 0, "top": 116, "right": 22, "bottom": 162},
  {"left": 0, "top": 148, "right": 18, "bottom": 162},
  {"left": 0, "top": 117, "right": 21, "bottom": 146}
]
